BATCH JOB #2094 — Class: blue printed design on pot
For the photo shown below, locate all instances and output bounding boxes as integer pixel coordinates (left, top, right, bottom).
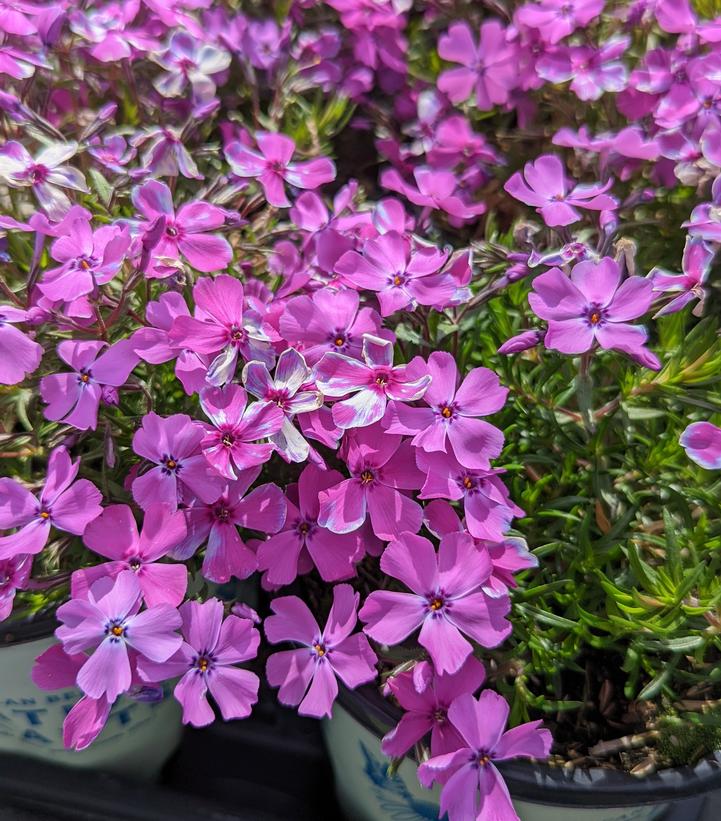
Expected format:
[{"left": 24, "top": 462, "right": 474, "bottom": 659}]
[{"left": 359, "top": 740, "right": 438, "bottom": 820}]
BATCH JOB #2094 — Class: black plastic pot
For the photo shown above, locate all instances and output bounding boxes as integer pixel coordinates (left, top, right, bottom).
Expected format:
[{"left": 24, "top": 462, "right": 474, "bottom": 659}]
[{"left": 329, "top": 683, "right": 721, "bottom": 820}]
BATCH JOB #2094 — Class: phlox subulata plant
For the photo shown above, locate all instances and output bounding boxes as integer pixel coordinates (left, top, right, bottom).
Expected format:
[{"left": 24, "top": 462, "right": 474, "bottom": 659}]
[{"left": 3, "top": 1, "right": 721, "bottom": 819}]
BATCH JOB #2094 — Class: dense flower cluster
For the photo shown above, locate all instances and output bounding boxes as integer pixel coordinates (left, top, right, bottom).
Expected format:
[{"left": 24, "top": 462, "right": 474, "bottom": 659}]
[{"left": 1, "top": 0, "right": 720, "bottom": 818}]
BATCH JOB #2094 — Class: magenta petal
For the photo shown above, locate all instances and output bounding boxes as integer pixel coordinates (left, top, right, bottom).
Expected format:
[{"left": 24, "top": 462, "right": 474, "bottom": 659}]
[
  {"left": 77, "top": 637, "right": 131, "bottom": 701},
  {"left": 681, "top": 421, "right": 721, "bottom": 469},
  {"left": 257, "top": 529, "right": 304, "bottom": 586},
  {"left": 139, "top": 562, "right": 188, "bottom": 608},
  {"left": 175, "top": 669, "right": 215, "bottom": 727},
  {"left": 63, "top": 695, "right": 112, "bottom": 751},
  {"left": 418, "top": 615, "right": 472, "bottom": 675},
  {"left": 265, "top": 594, "right": 319, "bottom": 645},
  {"left": 125, "top": 604, "right": 182, "bottom": 661},
  {"left": 544, "top": 319, "right": 595, "bottom": 354},
  {"left": 214, "top": 614, "right": 260, "bottom": 664},
  {"left": 0, "top": 479, "right": 37, "bottom": 528},
  {"left": 359, "top": 590, "right": 425, "bottom": 645},
  {"left": 380, "top": 533, "right": 438, "bottom": 594},
  {"left": 318, "top": 479, "right": 367, "bottom": 534},
  {"left": 51, "top": 479, "right": 103, "bottom": 535},
  {"left": 332, "top": 389, "right": 387, "bottom": 429},
  {"left": 207, "top": 666, "right": 259, "bottom": 720},
  {"left": 367, "top": 483, "right": 422, "bottom": 541},
  {"left": 328, "top": 633, "right": 377, "bottom": 688},
  {"left": 0, "top": 519, "right": 50, "bottom": 561},
  {"left": 494, "top": 720, "right": 552, "bottom": 760},
  {"left": 266, "top": 648, "right": 315, "bottom": 706},
  {"left": 382, "top": 711, "right": 433, "bottom": 758},
  {"left": 448, "top": 417, "right": 504, "bottom": 470},
  {"left": 298, "top": 659, "right": 338, "bottom": 718},
  {"left": 454, "top": 367, "right": 508, "bottom": 416},
  {"left": 179, "top": 232, "right": 232, "bottom": 272}
]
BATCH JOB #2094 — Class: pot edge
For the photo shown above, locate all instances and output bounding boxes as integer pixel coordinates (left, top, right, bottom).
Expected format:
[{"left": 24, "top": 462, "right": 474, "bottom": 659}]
[
  {"left": 0, "top": 611, "right": 57, "bottom": 647},
  {"left": 336, "top": 683, "right": 721, "bottom": 808}
]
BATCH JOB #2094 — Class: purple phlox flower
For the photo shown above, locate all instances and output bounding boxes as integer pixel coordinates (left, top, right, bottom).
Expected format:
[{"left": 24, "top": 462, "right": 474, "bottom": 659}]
[
  {"left": 199, "top": 383, "right": 283, "bottom": 479},
  {"left": 437, "top": 21, "right": 516, "bottom": 110},
  {"left": 359, "top": 531, "right": 512, "bottom": 674},
  {"left": 131, "top": 412, "right": 225, "bottom": 512},
  {"left": 242, "top": 17, "right": 290, "bottom": 70},
  {"left": 68, "top": 3, "right": 158, "bottom": 62},
  {"left": 0, "top": 446, "right": 102, "bottom": 562},
  {"left": 536, "top": 38, "right": 629, "bottom": 101},
  {"left": 132, "top": 180, "right": 232, "bottom": 276},
  {"left": 55, "top": 571, "right": 183, "bottom": 702},
  {"left": 317, "top": 422, "right": 424, "bottom": 541},
  {"left": 265, "top": 584, "right": 378, "bottom": 718},
  {"left": 0, "top": 140, "right": 88, "bottom": 220},
  {"left": 382, "top": 656, "right": 486, "bottom": 758},
  {"left": 528, "top": 257, "right": 660, "bottom": 368},
  {"left": 0, "top": 305, "right": 42, "bottom": 385},
  {"left": 72, "top": 503, "right": 188, "bottom": 609},
  {"left": 384, "top": 351, "right": 507, "bottom": 470},
  {"left": 372, "top": 196, "right": 415, "bottom": 235},
  {"left": 87, "top": 134, "right": 137, "bottom": 175},
  {"left": 0, "top": 1, "right": 41, "bottom": 36},
  {"left": 137, "top": 598, "right": 260, "bottom": 727},
  {"left": 169, "top": 275, "right": 275, "bottom": 386},
  {"left": 417, "top": 690, "right": 552, "bottom": 821},
  {"left": 497, "top": 329, "right": 545, "bottom": 356},
  {"left": 504, "top": 155, "right": 616, "bottom": 227},
  {"left": 279, "top": 287, "right": 386, "bottom": 366},
  {"left": 651, "top": 238, "right": 714, "bottom": 317},
  {"left": 680, "top": 421, "right": 721, "bottom": 469},
  {"left": 132, "top": 291, "right": 189, "bottom": 365},
  {"left": 32, "top": 644, "right": 112, "bottom": 751},
  {"left": 131, "top": 125, "right": 203, "bottom": 180},
  {"left": 40, "top": 339, "right": 139, "bottom": 430},
  {"left": 174, "top": 466, "right": 286, "bottom": 583},
  {"left": 655, "top": 0, "right": 697, "bottom": 33},
  {"left": 258, "top": 464, "right": 365, "bottom": 587},
  {"left": 225, "top": 132, "right": 336, "bottom": 208},
  {"left": 242, "top": 348, "right": 323, "bottom": 463},
  {"left": 314, "top": 334, "right": 430, "bottom": 429},
  {"left": 152, "top": 31, "right": 231, "bottom": 99},
  {"left": 0, "top": 553, "right": 32, "bottom": 621},
  {"left": 39, "top": 218, "right": 131, "bottom": 302},
  {"left": 528, "top": 241, "right": 593, "bottom": 268},
  {"left": 381, "top": 166, "right": 487, "bottom": 220},
  {"left": 515, "top": 0, "right": 604, "bottom": 44},
  {"left": 335, "top": 231, "right": 454, "bottom": 316},
  {"left": 423, "top": 499, "right": 538, "bottom": 598},
  {"left": 0, "top": 43, "right": 50, "bottom": 79},
  {"left": 417, "top": 450, "right": 523, "bottom": 543},
  {"left": 427, "top": 116, "right": 503, "bottom": 170}
]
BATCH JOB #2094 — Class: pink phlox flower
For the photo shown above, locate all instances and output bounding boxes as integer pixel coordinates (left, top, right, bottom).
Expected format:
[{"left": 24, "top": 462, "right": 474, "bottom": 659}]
[
  {"left": 381, "top": 166, "right": 487, "bottom": 220},
  {"left": 359, "top": 531, "right": 512, "bottom": 674},
  {"left": 0, "top": 140, "right": 88, "bottom": 220},
  {"left": 417, "top": 450, "right": 524, "bottom": 543},
  {"left": 199, "top": 383, "right": 284, "bottom": 479},
  {"left": 384, "top": 351, "right": 507, "bottom": 470},
  {"left": 225, "top": 131, "right": 336, "bottom": 208},
  {"left": 72, "top": 503, "right": 188, "bottom": 608},
  {"left": 265, "top": 584, "right": 378, "bottom": 718},
  {"left": 437, "top": 21, "right": 517, "bottom": 110},
  {"left": 0, "top": 553, "right": 32, "bottom": 620},
  {"left": 39, "top": 218, "right": 131, "bottom": 302},
  {"left": 651, "top": 237, "right": 714, "bottom": 317},
  {"left": 536, "top": 38, "right": 629, "bottom": 101},
  {"left": 243, "top": 348, "right": 323, "bottom": 463},
  {"left": 40, "top": 338, "right": 139, "bottom": 430},
  {"left": 680, "top": 421, "right": 721, "bottom": 470},
  {"left": 382, "top": 656, "right": 486, "bottom": 758},
  {"left": 314, "top": 334, "right": 430, "bottom": 429},
  {"left": 528, "top": 257, "right": 660, "bottom": 367},
  {"left": 515, "top": 0, "right": 605, "bottom": 44},
  {"left": 137, "top": 598, "right": 260, "bottom": 727},
  {"left": 169, "top": 274, "right": 275, "bottom": 386},
  {"left": 174, "top": 466, "right": 286, "bottom": 583},
  {"left": 55, "top": 571, "right": 183, "bottom": 702},
  {"left": 504, "top": 154, "right": 617, "bottom": 227},
  {"left": 131, "top": 125, "right": 203, "bottom": 180},
  {"left": 132, "top": 179, "right": 233, "bottom": 276},
  {"left": 335, "top": 230, "right": 454, "bottom": 316},
  {"left": 279, "top": 287, "right": 386, "bottom": 366},
  {"left": 152, "top": 31, "right": 231, "bottom": 99},
  {"left": 258, "top": 464, "right": 365, "bottom": 587},
  {"left": 87, "top": 134, "right": 137, "bottom": 174},
  {"left": 0, "top": 304, "right": 42, "bottom": 385},
  {"left": 0, "top": 43, "right": 51, "bottom": 79},
  {"left": 131, "top": 411, "right": 225, "bottom": 511},
  {"left": 417, "top": 690, "right": 552, "bottom": 821},
  {"left": 69, "top": 3, "right": 158, "bottom": 62},
  {"left": 317, "top": 422, "right": 424, "bottom": 541}
]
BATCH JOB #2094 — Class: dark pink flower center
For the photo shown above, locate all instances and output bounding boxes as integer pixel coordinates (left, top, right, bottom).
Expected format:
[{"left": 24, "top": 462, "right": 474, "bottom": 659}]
[
  {"left": 26, "top": 163, "right": 49, "bottom": 184},
  {"left": 330, "top": 330, "right": 348, "bottom": 349},
  {"left": 75, "top": 255, "right": 97, "bottom": 271},
  {"left": 105, "top": 619, "right": 128, "bottom": 641},
  {"left": 585, "top": 304, "right": 607, "bottom": 326},
  {"left": 129, "top": 557, "right": 142, "bottom": 571},
  {"left": 476, "top": 752, "right": 492, "bottom": 767},
  {"left": 312, "top": 641, "right": 327, "bottom": 658},
  {"left": 427, "top": 594, "right": 446, "bottom": 613},
  {"left": 77, "top": 368, "right": 92, "bottom": 385},
  {"left": 360, "top": 469, "right": 375, "bottom": 485},
  {"left": 221, "top": 432, "right": 235, "bottom": 447},
  {"left": 296, "top": 519, "right": 315, "bottom": 539},
  {"left": 373, "top": 370, "right": 390, "bottom": 387},
  {"left": 38, "top": 508, "right": 51, "bottom": 521},
  {"left": 193, "top": 652, "right": 214, "bottom": 673},
  {"left": 166, "top": 224, "right": 179, "bottom": 237},
  {"left": 229, "top": 325, "right": 247, "bottom": 345},
  {"left": 433, "top": 708, "right": 447, "bottom": 724},
  {"left": 439, "top": 403, "right": 455, "bottom": 420},
  {"left": 267, "top": 388, "right": 290, "bottom": 409}
]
